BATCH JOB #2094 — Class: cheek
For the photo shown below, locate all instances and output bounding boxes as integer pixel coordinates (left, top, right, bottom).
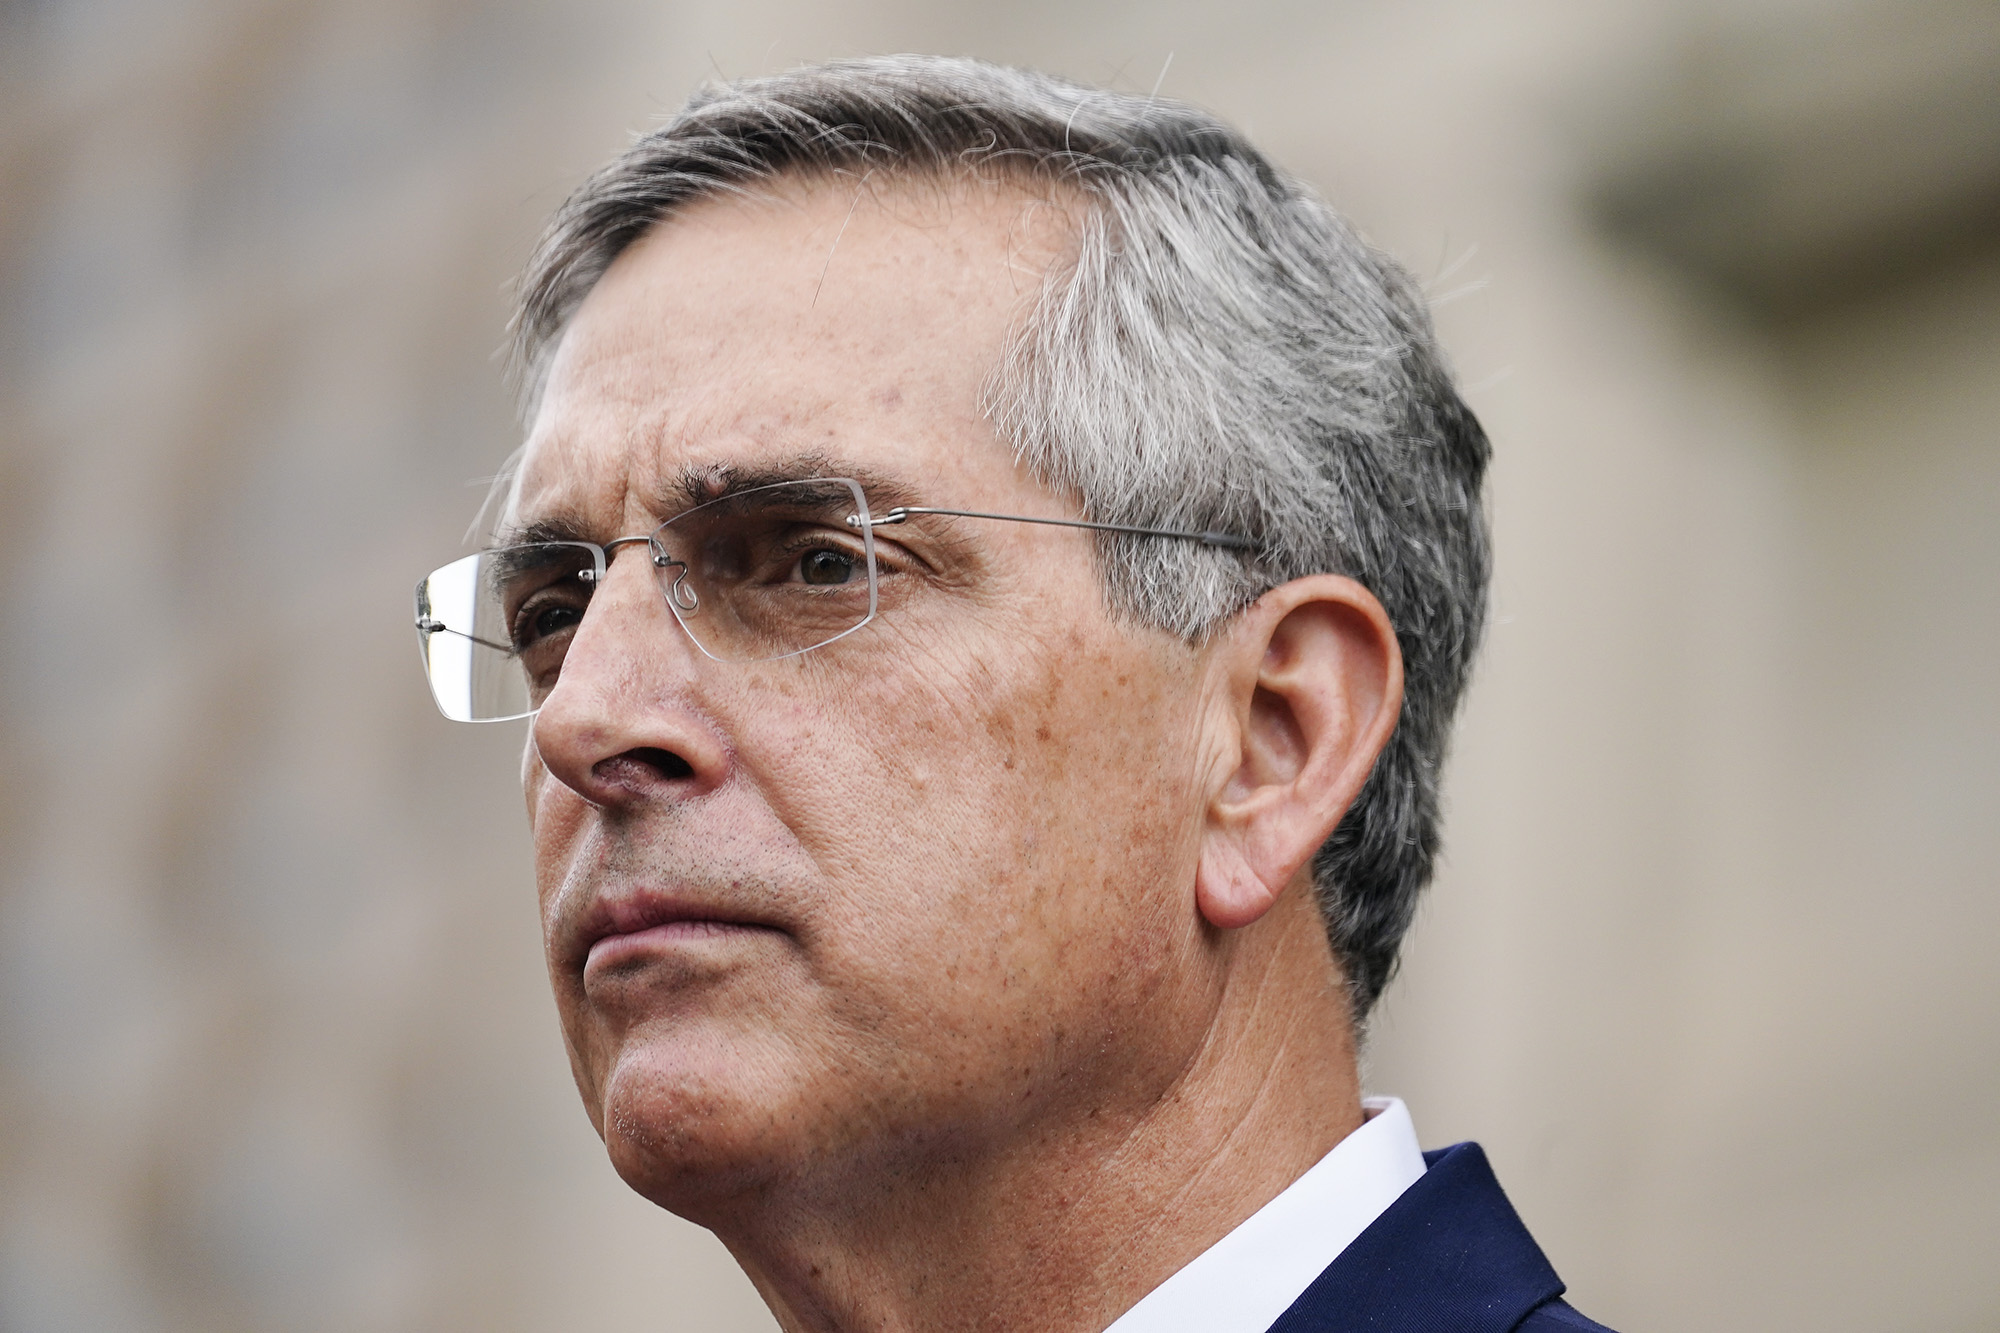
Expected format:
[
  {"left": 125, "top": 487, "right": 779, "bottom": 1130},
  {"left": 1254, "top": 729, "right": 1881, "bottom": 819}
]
[
  {"left": 525, "top": 761, "right": 585, "bottom": 915},
  {"left": 1002, "top": 643, "right": 1207, "bottom": 946},
  {"left": 523, "top": 761, "right": 622, "bottom": 1096},
  {"left": 744, "top": 620, "right": 1205, "bottom": 1026}
]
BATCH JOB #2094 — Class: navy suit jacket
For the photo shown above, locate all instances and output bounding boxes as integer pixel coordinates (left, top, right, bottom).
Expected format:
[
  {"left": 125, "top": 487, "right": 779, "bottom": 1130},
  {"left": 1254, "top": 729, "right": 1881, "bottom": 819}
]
[{"left": 1265, "top": 1143, "right": 1617, "bottom": 1332}]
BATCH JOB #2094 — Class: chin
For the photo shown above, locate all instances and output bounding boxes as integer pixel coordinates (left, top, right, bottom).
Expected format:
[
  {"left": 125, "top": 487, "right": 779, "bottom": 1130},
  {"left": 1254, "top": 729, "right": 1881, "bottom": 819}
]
[{"left": 591, "top": 1027, "right": 817, "bottom": 1218}]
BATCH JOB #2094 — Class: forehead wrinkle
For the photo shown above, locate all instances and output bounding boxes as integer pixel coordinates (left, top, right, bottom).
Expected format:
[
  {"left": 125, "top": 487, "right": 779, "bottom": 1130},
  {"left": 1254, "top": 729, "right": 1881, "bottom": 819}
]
[
  {"left": 503, "top": 392, "right": 710, "bottom": 541},
  {"left": 500, "top": 446, "right": 629, "bottom": 545}
]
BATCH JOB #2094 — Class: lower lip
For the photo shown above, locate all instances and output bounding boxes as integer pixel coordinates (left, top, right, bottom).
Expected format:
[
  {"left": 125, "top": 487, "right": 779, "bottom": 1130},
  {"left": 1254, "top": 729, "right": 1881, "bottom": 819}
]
[{"left": 584, "top": 920, "right": 773, "bottom": 972}]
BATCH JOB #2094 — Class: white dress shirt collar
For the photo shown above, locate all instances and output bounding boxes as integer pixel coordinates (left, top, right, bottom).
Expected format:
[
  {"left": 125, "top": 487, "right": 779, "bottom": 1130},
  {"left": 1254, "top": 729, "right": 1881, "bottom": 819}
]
[{"left": 1102, "top": 1097, "right": 1427, "bottom": 1333}]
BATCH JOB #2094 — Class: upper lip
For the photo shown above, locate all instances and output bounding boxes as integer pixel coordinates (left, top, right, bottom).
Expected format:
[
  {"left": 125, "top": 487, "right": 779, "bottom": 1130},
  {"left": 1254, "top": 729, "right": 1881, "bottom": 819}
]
[{"left": 562, "top": 886, "right": 782, "bottom": 969}]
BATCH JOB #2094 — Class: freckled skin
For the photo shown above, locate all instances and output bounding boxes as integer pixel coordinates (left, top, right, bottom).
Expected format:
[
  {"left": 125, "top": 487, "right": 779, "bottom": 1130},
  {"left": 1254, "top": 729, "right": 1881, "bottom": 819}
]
[{"left": 517, "top": 177, "right": 1395, "bottom": 1333}]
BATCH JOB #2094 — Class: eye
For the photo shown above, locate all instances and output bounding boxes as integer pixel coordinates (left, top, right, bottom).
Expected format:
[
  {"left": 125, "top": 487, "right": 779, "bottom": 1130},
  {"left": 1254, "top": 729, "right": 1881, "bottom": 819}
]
[
  {"left": 527, "top": 602, "right": 583, "bottom": 641},
  {"left": 797, "top": 547, "right": 859, "bottom": 585},
  {"left": 509, "top": 587, "right": 588, "bottom": 651}
]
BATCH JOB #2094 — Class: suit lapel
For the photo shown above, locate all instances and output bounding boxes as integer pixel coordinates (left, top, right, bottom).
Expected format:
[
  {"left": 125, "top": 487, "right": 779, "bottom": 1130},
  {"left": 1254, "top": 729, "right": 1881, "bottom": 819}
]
[{"left": 1263, "top": 1143, "right": 1566, "bottom": 1333}]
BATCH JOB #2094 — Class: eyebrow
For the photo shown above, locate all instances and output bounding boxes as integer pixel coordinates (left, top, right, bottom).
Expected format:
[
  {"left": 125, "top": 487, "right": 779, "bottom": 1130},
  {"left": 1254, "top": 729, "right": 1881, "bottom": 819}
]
[
  {"left": 649, "top": 454, "right": 927, "bottom": 515},
  {"left": 494, "top": 510, "right": 597, "bottom": 548},
  {"left": 496, "top": 452, "right": 930, "bottom": 547}
]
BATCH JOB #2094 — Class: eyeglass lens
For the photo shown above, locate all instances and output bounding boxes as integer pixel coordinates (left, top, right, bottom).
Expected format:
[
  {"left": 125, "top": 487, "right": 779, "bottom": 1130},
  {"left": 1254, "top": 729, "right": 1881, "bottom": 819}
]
[{"left": 415, "top": 478, "right": 878, "bottom": 722}]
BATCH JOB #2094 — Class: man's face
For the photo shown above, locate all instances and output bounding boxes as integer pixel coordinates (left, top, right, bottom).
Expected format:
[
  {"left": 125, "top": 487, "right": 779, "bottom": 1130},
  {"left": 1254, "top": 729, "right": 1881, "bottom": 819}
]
[{"left": 516, "top": 178, "right": 1229, "bottom": 1214}]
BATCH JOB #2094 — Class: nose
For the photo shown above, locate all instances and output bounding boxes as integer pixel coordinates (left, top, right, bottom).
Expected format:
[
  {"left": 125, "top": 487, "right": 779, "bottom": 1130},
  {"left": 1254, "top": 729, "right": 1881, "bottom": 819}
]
[{"left": 528, "top": 543, "right": 729, "bottom": 807}]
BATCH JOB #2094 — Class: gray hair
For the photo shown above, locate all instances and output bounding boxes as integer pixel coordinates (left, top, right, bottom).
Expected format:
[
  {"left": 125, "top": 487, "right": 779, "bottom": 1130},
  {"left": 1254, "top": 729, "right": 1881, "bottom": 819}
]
[{"left": 511, "top": 55, "right": 1490, "bottom": 1020}]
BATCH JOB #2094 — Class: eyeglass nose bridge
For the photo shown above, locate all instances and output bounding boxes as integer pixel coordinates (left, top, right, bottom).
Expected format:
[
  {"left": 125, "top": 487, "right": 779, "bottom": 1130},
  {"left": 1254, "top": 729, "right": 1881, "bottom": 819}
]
[
  {"left": 656, "top": 555, "right": 699, "bottom": 613},
  {"left": 574, "top": 534, "right": 699, "bottom": 613}
]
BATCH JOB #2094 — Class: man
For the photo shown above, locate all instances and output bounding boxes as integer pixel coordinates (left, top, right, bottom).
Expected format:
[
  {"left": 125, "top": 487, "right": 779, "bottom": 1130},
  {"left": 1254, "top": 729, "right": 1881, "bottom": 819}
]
[{"left": 414, "top": 55, "right": 1615, "bottom": 1333}]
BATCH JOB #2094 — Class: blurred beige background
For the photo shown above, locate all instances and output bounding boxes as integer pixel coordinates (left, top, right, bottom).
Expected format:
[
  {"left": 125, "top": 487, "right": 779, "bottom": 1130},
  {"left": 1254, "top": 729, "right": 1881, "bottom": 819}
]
[{"left": 2, "top": 0, "right": 1995, "bottom": 1329}]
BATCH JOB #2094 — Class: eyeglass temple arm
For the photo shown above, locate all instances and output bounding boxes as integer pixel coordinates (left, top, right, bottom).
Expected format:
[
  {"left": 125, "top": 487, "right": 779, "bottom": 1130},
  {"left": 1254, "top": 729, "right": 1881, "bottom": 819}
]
[
  {"left": 858, "top": 506, "right": 1256, "bottom": 552},
  {"left": 416, "top": 617, "right": 515, "bottom": 655}
]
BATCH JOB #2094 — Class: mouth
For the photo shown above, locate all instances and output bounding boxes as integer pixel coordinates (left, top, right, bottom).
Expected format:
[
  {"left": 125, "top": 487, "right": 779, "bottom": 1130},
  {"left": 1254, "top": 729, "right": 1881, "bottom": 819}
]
[{"left": 571, "top": 890, "right": 785, "bottom": 979}]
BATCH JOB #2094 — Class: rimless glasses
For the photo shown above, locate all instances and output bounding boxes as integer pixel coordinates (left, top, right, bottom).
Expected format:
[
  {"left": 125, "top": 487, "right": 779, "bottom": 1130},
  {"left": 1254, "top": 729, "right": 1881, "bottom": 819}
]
[{"left": 414, "top": 477, "right": 1254, "bottom": 723}]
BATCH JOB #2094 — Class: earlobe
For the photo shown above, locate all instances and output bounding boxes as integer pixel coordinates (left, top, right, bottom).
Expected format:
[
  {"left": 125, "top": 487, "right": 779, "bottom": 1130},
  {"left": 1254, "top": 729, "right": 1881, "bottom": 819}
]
[
  {"left": 1195, "top": 576, "right": 1402, "bottom": 932},
  {"left": 1195, "top": 838, "right": 1284, "bottom": 930}
]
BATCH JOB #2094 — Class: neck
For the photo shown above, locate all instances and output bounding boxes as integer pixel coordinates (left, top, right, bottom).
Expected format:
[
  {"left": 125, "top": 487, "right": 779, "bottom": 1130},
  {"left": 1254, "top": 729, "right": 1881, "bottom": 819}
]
[{"left": 711, "top": 889, "right": 1364, "bottom": 1333}]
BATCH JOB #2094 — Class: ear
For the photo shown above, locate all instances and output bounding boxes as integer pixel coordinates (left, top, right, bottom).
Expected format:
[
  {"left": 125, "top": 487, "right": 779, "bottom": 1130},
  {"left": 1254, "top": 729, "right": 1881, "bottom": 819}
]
[{"left": 1196, "top": 576, "right": 1403, "bottom": 931}]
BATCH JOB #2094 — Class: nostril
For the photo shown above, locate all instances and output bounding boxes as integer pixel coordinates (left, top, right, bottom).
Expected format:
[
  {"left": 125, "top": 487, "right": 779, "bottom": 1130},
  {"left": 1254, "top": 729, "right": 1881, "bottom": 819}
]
[
  {"left": 627, "top": 746, "right": 694, "bottom": 781},
  {"left": 576, "top": 740, "right": 700, "bottom": 792},
  {"left": 588, "top": 746, "right": 696, "bottom": 791}
]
